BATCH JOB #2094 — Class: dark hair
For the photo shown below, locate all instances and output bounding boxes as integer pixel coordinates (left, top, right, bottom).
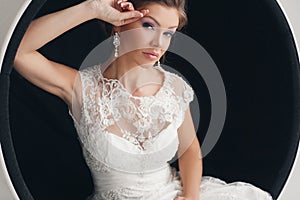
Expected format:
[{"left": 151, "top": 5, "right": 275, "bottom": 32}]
[{"left": 102, "top": 0, "right": 188, "bottom": 36}]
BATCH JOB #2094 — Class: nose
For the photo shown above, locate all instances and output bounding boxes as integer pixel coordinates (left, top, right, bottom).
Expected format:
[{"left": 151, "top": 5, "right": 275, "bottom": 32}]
[{"left": 150, "top": 30, "right": 164, "bottom": 48}]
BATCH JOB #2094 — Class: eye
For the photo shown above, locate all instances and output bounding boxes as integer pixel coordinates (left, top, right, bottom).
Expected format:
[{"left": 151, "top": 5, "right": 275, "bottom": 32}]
[
  {"left": 142, "top": 22, "right": 155, "bottom": 30},
  {"left": 163, "top": 31, "right": 175, "bottom": 38}
]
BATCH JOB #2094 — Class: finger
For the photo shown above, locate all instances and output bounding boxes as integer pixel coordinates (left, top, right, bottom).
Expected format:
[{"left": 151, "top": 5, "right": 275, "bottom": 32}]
[
  {"left": 120, "top": 10, "right": 143, "bottom": 19},
  {"left": 117, "top": 9, "right": 148, "bottom": 26},
  {"left": 116, "top": 0, "right": 127, "bottom": 3},
  {"left": 115, "top": 0, "right": 127, "bottom": 5},
  {"left": 121, "top": 16, "right": 142, "bottom": 25},
  {"left": 114, "top": 0, "right": 127, "bottom": 11},
  {"left": 139, "top": 9, "right": 149, "bottom": 16},
  {"left": 120, "top": 2, "right": 134, "bottom": 11}
]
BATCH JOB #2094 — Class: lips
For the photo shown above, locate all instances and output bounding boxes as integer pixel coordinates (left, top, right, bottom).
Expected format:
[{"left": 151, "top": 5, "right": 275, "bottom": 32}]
[{"left": 142, "top": 51, "right": 159, "bottom": 60}]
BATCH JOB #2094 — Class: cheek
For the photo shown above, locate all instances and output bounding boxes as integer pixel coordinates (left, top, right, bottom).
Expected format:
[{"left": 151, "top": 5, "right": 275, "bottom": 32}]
[
  {"left": 119, "top": 29, "right": 154, "bottom": 54},
  {"left": 161, "top": 37, "right": 172, "bottom": 50}
]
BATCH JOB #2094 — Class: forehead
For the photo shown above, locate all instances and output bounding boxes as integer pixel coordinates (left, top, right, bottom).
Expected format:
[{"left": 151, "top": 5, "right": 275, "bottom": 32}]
[{"left": 141, "top": 3, "right": 180, "bottom": 28}]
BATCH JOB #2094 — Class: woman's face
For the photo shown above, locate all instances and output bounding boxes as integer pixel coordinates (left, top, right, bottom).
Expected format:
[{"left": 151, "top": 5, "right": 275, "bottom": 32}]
[{"left": 117, "top": 3, "right": 180, "bottom": 66}]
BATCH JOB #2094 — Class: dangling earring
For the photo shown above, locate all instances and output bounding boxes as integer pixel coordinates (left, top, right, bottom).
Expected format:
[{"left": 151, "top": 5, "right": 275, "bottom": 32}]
[
  {"left": 113, "top": 32, "right": 120, "bottom": 58},
  {"left": 155, "top": 60, "right": 161, "bottom": 67}
]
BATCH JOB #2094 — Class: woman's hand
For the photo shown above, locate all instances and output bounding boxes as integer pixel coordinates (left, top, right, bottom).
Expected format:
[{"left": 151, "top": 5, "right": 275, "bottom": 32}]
[{"left": 87, "top": 0, "right": 148, "bottom": 26}]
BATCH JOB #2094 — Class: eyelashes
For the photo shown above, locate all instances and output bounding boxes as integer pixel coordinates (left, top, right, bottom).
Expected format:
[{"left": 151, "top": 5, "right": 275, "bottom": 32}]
[
  {"left": 142, "top": 22, "right": 155, "bottom": 30},
  {"left": 141, "top": 22, "right": 175, "bottom": 38},
  {"left": 164, "top": 31, "right": 175, "bottom": 38}
]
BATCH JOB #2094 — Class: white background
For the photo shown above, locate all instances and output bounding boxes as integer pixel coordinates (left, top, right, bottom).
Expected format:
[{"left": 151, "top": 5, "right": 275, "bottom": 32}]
[{"left": 0, "top": 0, "right": 299, "bottom": 199}]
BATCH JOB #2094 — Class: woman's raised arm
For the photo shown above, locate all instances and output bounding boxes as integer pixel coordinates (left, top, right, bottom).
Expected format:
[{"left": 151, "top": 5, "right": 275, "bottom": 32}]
[{"left": 13, "top": 0, "right": 146, "bottom": 108}]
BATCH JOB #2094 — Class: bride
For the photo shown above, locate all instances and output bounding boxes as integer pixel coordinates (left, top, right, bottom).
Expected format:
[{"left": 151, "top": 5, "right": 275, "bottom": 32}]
[{"left": 14, "top": 0, "right": 273, "bottom": 199}]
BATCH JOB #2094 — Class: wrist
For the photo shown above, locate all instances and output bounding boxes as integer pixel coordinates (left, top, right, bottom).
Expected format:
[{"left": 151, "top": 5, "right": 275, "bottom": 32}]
[{"left": 83, "top": 0, "right": 102, "bottom": 20}]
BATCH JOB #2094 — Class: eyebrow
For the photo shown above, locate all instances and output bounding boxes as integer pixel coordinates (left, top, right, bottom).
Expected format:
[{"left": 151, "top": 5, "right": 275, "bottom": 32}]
[{"left": 143, "top": 16, "right": 178, "bottom": 29}]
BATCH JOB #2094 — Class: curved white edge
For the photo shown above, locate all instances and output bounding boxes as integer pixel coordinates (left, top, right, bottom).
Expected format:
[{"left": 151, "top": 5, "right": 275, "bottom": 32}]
[
  {"left": 276, "top": 0, "right": 300, "bottom": 54},
  {"left": 276, "top": 1, "right": 300, "bottom": 199},
  {"left": 0, "top": 0, "right": 299, "bottom": 199},
  {"left": 277, "top": 142, "right": 300, "bottom": 200},
  {"left": 0, "top": 144, "right": 19, "bottom": 200},
  {"left": 0, "top": 0, "right": 32, "bottom": 73},
  {"left": 0, "top": 1, "right": 33, "bottom": 199}
]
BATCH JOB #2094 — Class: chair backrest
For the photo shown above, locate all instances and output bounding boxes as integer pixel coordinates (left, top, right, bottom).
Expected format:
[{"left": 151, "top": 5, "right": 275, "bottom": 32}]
[{"left": 0, "top": 0, "right": 299, "bottom": 200}]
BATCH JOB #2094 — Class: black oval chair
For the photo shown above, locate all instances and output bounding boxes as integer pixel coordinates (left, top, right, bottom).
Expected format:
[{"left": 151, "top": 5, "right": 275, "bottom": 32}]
[{"left": 0, "top": 0, "right": 299, "bottom": 200}]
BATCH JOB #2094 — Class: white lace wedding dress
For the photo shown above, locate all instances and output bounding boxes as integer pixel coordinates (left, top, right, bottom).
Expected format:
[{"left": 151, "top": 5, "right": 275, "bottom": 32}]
[{"left": 68, "top": 64, "right": 273, "bottom": 200}]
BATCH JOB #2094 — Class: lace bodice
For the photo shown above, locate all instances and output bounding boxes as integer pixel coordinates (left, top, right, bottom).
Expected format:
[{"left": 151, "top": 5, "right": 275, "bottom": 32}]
[{"left": 67, "top": 64, "right": 193, "bottom": 197}]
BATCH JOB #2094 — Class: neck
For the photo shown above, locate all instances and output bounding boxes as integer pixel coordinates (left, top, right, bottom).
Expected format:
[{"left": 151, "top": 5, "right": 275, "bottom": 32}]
[{"left": 102, "top": 55, "right": 156, "bottom": 80}]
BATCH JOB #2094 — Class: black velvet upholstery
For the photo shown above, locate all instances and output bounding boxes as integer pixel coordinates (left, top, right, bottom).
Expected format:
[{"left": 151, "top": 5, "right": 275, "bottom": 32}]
[{"left": 0, "top": 0, "right": 299, "bottom": 200}]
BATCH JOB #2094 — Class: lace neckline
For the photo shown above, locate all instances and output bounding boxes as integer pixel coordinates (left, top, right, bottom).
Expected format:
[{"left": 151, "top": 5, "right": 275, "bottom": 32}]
[{"left": 98, "top": 64, "right": 168, "bottom": 99}]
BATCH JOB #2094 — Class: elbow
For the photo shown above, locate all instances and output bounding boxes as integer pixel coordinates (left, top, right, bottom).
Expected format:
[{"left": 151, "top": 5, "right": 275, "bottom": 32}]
[
  {"left": 14, "top": 48, "right": 34, "bottom": 68},
  {"left": 14, "top": 47, "right": 25, "bottom": 65},
  {"left": 14, "top": 40, "right": 33, "bottom": 65},
  {"left": 13, "top": 51, "right": 26, "bottom": 69},
  {"left": 13, "top": 51, "right": 22, "bottom": 67}
]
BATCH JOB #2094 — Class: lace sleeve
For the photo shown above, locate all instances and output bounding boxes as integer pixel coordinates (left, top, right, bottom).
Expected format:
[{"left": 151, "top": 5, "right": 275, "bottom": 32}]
[
  {"left": 181, "top": 79, "right": 194, "bottom": 113},
  {"left": 69, "top": 65, "right": 100, "bottom": 126},
  {"left": 79, "top": 65, "right": 100, "bottom": 125},
  {"left": 169, "top": 73, "right": 194, "bottom": 127}
]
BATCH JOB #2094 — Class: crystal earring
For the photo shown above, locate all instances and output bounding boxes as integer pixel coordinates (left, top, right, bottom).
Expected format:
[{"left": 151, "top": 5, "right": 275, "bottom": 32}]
[
  {"left": 113, "top": 32, "right": 120, "bottom": 58},
  {"left": 155, "top": 60, "right": 161, "bottom": 67}
]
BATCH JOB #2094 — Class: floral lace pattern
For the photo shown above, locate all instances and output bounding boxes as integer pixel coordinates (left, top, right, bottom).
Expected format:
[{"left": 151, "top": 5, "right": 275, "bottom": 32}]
[{"left": 74, "top": 64, "right": 194, "bottom": 152}]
